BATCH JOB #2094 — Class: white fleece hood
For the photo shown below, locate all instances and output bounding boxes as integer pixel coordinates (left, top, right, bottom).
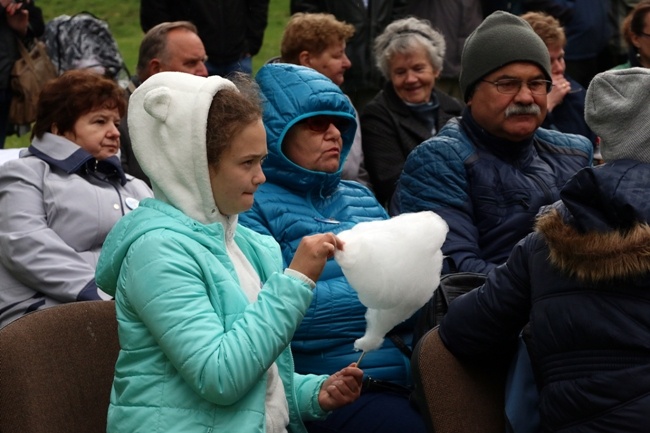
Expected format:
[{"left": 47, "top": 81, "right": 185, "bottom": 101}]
[{"left": 128, "top": 72, "right": 237, "bottom": 225}]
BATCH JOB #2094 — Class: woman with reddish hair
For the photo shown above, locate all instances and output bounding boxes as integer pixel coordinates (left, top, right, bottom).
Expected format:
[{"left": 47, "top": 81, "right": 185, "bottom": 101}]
[{"left": 0, "top": 69, "right": 152, "bottom": 328}]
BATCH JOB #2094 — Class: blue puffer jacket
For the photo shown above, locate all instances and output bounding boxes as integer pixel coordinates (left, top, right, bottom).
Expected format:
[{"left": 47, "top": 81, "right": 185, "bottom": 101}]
[
  {"left": 399, "top": 114, "right": 592, "bottom": 274},
  {"left": 440, "top": 160, "right": 650, "bottom": 432},
  {"left": 240, "top": 63, "right": 414, "bottom": 386}
]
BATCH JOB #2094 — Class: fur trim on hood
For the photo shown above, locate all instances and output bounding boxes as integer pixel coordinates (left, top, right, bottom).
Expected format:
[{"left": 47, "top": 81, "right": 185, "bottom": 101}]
[
  {"left": 128, "top": 72, "right": 237, "bottom": 225},
  {"left": 537, "top": 207, "right": 650, "bottom": 282}
]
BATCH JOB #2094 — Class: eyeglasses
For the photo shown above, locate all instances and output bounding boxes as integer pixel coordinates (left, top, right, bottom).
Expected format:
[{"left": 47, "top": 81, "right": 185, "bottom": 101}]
[
  {"left": 639, "top": 31, "right": 650, "bottom": 38},
  {"left": 481, "top": 78, "right": 553, "bottom": 95},
  {"left": 302, "top": 116, "right": 352, "bottom": 134}
]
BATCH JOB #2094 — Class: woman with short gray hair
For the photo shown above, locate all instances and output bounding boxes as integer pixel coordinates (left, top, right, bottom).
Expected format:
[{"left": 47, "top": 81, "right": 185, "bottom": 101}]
[
  {"left": 374, "top": 17, "right": 446, "bottom": 80},
  {"left": 361, "top": 17, "right": 464, "bottom": 211}
]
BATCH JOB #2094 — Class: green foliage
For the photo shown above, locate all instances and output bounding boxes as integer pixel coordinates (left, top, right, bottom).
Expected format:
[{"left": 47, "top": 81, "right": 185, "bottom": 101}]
[
  {"left": 262, "top": 0, "right": 291, "bottom": 67},
  {"left": 5, "top": 0, "right": 290, "bottom": 149}
]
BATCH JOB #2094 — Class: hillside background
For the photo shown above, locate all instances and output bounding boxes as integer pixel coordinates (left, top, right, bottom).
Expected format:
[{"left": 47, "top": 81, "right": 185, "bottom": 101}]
[{"left": 5, "top": 0, "right": 290, "bottom": 148}]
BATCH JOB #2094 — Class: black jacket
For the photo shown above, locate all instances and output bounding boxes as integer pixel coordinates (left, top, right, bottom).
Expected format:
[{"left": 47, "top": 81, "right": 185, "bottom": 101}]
[
  {"left": 441, "top": 159, "right": 650, "bottom": 432},
  {"left": 1, "top": 1, "right": 44, "bottom": 89},
  {"left": 140, "top": 0, "right": 269, "bottom": 65},
  {"left": 360, "top": 82, "right": 464, "bottom": 207}
]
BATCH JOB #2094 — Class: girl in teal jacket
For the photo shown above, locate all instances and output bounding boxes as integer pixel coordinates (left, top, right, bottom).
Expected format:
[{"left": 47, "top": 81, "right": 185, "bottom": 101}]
[{"left": 95, "top": 71, "right": 363, "bottom": 433}]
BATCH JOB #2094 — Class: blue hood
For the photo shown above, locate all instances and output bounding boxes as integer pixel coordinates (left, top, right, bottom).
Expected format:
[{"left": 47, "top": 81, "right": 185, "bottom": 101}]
[{"left": 255, "top": 63, "right": 357, "bottom": 195}]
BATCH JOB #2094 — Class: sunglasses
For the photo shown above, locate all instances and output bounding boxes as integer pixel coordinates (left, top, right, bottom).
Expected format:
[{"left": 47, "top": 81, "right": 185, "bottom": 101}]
[{"left": 302, "top": 116, "right": 352, "bottom": 134}]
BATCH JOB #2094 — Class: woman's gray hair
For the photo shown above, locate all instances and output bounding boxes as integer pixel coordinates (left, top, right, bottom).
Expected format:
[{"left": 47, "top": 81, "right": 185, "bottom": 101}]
[{"left": 373, "top": 17, "right": 446, "bottom": 80}]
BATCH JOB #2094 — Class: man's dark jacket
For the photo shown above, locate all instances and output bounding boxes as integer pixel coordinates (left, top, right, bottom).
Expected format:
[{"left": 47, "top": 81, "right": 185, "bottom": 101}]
[{"left": 140, "top": 0, "right": 269, "bottom": 65}]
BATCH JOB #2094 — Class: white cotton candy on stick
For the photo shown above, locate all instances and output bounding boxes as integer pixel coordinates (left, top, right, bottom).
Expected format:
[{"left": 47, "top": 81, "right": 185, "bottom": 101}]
[{"left": 334, "top": 211, "right": 448, "bottom": 353}]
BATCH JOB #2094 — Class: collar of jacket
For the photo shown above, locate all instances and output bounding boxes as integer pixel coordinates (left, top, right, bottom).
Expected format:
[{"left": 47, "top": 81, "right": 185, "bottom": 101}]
[
  {"left": 28, "top": 133, "right": 127, "bottom": 185},
  {"left": 381, "top": 82, "right": 440, "bottom": 136},
  {"left": 405, "top": 92, "right": 440, "bottom": 134},
  {"left": 460, "top": 106, "right": 535, "bottom": 163}
]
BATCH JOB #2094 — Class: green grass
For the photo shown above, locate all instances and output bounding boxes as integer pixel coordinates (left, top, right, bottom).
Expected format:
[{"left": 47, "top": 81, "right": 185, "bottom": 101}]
[{"left": 5, "top": 0, "right": 290, "bottom": 149}]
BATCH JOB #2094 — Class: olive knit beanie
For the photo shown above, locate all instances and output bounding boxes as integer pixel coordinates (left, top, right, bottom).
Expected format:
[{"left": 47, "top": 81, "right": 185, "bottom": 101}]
[
  {"left": 459, "top": 11, "right": 552, "bottom": 101},
  {"left": 585, "top": 67, "right": 650, "bottom": 164}
]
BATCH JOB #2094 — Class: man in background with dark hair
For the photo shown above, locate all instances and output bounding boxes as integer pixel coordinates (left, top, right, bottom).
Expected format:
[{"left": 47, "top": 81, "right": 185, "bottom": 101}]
[{"left": 120, "top": 21, "right": 207, "bottom": 185}]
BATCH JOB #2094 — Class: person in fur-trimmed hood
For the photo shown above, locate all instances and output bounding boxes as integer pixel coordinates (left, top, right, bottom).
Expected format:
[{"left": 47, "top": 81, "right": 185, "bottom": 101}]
[{"left": 438, "top": 67, "right": 650, "bottom": 433}]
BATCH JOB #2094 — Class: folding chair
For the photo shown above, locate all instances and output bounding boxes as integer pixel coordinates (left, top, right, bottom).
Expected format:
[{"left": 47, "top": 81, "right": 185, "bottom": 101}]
[
  {"left": 0, "top": 301, "right": 119, "bottom": 433},
  {"left": 411, "top": 327, "right": 506, "bottom": 433}
]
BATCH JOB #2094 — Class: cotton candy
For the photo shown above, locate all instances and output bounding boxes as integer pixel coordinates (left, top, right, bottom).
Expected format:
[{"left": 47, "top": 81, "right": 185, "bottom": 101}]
[{"left": 334, "top": 211, "right": 448, "bottom": 352}]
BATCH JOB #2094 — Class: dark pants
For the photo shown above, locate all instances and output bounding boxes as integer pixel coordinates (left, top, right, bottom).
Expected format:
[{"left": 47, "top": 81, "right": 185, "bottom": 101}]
[
  {"left": 566, "top": 47, "right": 620, "bottom": 89},
  {"left": 304, "top": 390, "right": 427, "bottom": 433},
  {"left": 437, "top": 77, "right": 463, "bottom": 100},
  {"left": 0, "top": 88, "right": 11, "bottom": 148},
  {"left": 205, "top": 55, "right": 252, "bottom": 78},
  {"left": 342, "top": 87, "right": 381, "bottom": 113}
]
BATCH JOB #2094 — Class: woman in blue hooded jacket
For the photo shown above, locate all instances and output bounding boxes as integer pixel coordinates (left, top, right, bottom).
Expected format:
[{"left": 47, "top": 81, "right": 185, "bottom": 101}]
[{"left": 239, "top": 63, "right": 426, "bottom": 433}]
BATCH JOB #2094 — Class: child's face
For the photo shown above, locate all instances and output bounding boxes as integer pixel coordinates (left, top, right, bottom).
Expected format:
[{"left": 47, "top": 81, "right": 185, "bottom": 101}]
[{"left": 209, "top": 118, "right": 267, "bottom": 216}]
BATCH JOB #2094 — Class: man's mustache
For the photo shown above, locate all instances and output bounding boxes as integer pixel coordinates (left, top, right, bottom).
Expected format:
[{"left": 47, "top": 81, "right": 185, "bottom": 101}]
[{"left": 505, "top": 103, "right": 541, "bottom": 117}]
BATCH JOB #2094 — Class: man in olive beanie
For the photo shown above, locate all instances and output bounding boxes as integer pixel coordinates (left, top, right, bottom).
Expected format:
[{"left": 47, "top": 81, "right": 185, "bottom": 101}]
[
  {"left": 398, "top": 12, "right": 593, "bottom": 433},
  {"left": 459, "top": 10, "right": 552, "bottom": 102},
  {"left": 399, "top": 9, "right": 592, "bottom": 275}
]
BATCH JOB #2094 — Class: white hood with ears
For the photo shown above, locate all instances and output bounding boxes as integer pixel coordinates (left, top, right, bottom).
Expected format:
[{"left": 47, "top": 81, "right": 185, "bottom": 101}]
[{"left": 128, "top": 71, "right": 237, "bottom": 225}]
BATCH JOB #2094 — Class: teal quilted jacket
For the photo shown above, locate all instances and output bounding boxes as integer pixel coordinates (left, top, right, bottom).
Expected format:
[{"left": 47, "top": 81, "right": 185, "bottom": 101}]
[{"left": 96, "top": 198, "right": 328, "bottom": 432}]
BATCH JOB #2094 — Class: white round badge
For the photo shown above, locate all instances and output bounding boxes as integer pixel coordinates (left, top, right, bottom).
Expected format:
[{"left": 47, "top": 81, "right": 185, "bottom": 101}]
[{"left": 125, "top": 197, "right": 140, "bottom": 210}]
